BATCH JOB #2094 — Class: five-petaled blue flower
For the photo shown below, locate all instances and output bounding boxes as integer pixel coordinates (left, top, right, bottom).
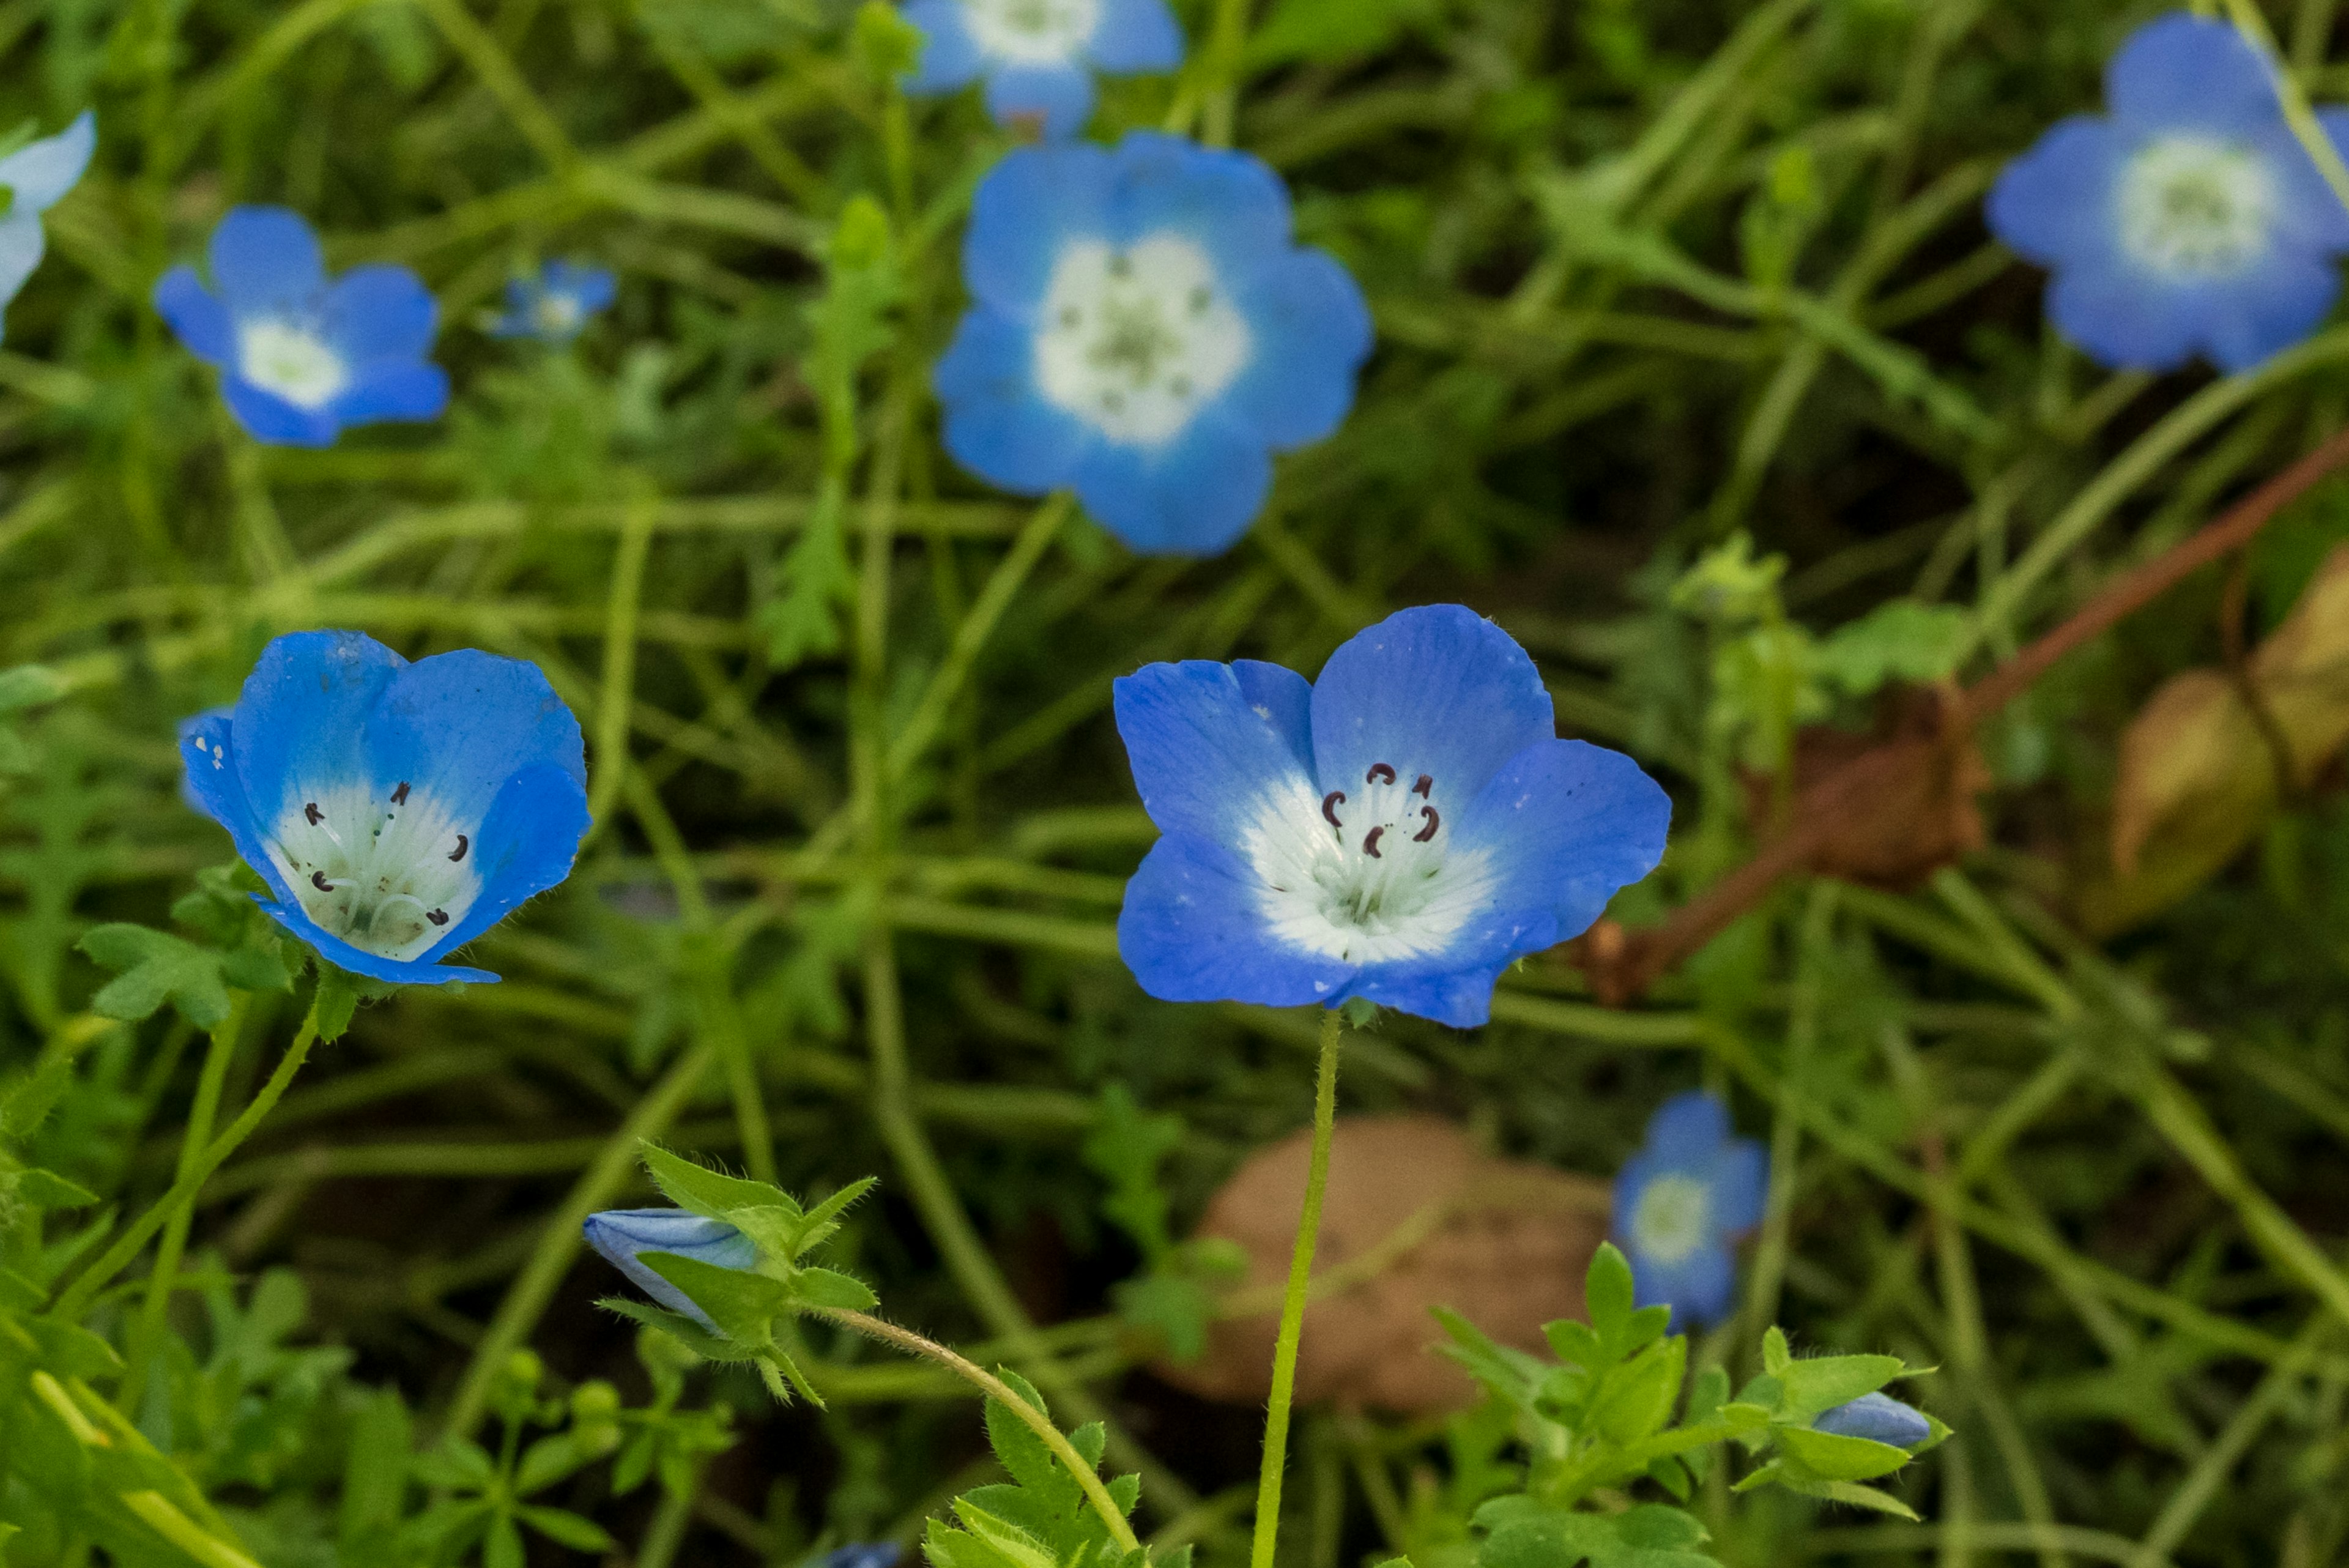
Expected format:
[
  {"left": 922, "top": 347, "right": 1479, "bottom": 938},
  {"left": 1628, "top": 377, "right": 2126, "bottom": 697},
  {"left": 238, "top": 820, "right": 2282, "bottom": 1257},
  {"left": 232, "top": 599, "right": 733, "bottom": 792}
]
[
  {"left": 936, "top": 132, "right": 1372, "bottom": 555},
  {"left": 1113, "top": 604, "right": 1669, "bottom": 1025},
  {"left": 902, "top": 0, "right": 1182, "bottom": 139},
  {"left": 1815, "top": 1392, "right": 1932, "bottom": 1449},
  {"left": 0, "top": 111, "right": 95, "bottom": 343},
  {"left": 1987, "top": 12, "right": 2349, "bottom": 373},
  {"left": 178, "top": 631, "right": 590, "bottom": 986},
  {"left": 154, "top": 206, "right": 450, "bottom": 447},
  {"left": 489, "top": 259, "right": 616, "bottom": 343},
  {"left": 1612, "top": 1091, "right": 1767, "bottom": 1326},
  {"left": 584, "top": 1208, "right": 759, "bottom": 1331}
]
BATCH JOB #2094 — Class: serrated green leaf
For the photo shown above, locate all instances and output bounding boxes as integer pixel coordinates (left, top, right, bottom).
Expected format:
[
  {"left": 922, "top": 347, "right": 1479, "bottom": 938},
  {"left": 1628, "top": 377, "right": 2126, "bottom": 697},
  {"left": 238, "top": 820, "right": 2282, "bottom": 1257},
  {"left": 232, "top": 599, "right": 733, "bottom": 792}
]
[
  {"left": 951, "top": 1501, "right": 1059, "bottom": 1568},
  {"left": 78, "top": 924, "right": 237, "bottom": 1027},
  {"left": 640, "top": 1143, "right": 793, "bottom": 1220}
]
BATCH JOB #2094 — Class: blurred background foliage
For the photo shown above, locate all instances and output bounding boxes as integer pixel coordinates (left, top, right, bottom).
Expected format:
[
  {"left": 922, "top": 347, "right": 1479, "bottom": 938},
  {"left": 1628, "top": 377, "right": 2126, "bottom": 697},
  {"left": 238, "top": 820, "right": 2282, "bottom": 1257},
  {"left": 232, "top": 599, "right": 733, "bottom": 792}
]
[{"left": 8, "top": 0, "right": 2349, "bottom": 1564}]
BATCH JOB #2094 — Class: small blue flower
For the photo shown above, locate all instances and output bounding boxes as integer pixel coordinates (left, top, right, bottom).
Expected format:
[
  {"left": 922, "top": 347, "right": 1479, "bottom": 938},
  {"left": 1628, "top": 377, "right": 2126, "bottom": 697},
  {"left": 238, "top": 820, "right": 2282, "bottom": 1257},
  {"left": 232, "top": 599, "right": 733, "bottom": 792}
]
[
  {"left": 1113, "top": 604, "right": 1670, "bottom": 1026},
  {"left": 1612, "top": 1091, "right": 1767, "bottom": 1326},
  {"left": 0, "top": 111, "right": 94, "bottom": 343},
  {"left": 819, "top": 1547, "right": 902, "bottom": 1568},
  {"left": 1815, "top": 1391, "right": 1932, "bottom": 1449},
  {"left": 177, "top": 631, "right": 590, "bottom": 986},
  {"left": 1986, "top": 12, "right": 2349, "bottom": 373},
  {"left": 154, "top": 206, "right": 450, "bottom": 447},
  {"left": 584, "top": 1208, "right": 760, "bottom": 1330},
  {"left": 488, "top": 259, "right": 616, "bottom": 343},
  {"left": 936, "top": 132, "right": 1372, "bottom": 555},
  {"left": 902, "top": 0, "right": 1182, "bottom": 139}
]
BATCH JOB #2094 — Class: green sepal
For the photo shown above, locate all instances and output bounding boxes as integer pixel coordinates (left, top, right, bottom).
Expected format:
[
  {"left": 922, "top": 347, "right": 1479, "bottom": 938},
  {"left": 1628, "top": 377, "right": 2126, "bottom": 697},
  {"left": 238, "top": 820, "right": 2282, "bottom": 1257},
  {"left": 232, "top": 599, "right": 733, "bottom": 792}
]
[
  {"left": 640, "top": 1142, "right": 789, "bottom": 1220},
  {"left": 1772, "top": 1353, "right": 1909, "bottom": 1422},
  {"left": 1772, "top": 1425, "right": 1912, "bottom": 1482},
  {"left": 637, "top": 1251, "right": 790, "bottom": 1345},
  {"left": 792, "top": 1266, "right": 878, "bottom": 1311}
]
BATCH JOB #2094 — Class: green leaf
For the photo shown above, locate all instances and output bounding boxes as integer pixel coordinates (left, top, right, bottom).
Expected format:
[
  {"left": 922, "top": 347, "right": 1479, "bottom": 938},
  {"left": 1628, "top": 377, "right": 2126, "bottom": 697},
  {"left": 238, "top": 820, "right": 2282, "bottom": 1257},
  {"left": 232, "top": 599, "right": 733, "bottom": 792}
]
[
  {"left": 312, "top": 965, "right": 367, "bottom": 1042},
  {"left": 0, "top": 664, "right": 63, "bottom": 713},
  {"left": 1436, "top": 1305, "right": 1545, "bottom": 1407},
  {"left": 1772, "top": 1425, "right": 1912, "bottom": 1483},
  {"left": 1812, "top": 601, "right": 1972, "bottom": 696},
  {"left": 1583, "top": 1243, "right": 1636, "bottom": 1350},
  {"left": 1081, "top": 1083, "right": 1184, "bottom": 1264},
  {"left": 484, "top": 1513, "right": 525, "bottom": 1568},
  {"left": 1475, "top": 1498, "right": 1718, "bottom": 1568},
  {"left": 13, "top": 1168, "right": 95, "bottom": 1209},
  {"left": 1761, "top": 1327, "right": 1792, "bottom": 1376},
  {"left": 1773, "top": 1353, "right": 1909, "bottom": 1421},
  {"left": 340, "top": 1390, "right": 412, "bottom": 1550},
  {"left": 596, "top": 1298, "right": 763, "bottom": 1362},
  {"left": 515, "top": 1506, "right": 616, "bottom": 1552},
  {"left": 640, "top": 1143, "right": 793, "bottom": 1220},
  {"left": 792, "top": 1266, "right": 878, "bottom": 1311},
  {"left": 1246, "top": 0, "right": 1432, "bottom": 65},
  {"left": 18, "top": 1316, "right": 124, "bottom": 1378},
  {"left": 78, "top": 924, "right": 240, "bottom": 1027},
  {"left": 791, "top": 1176, "right": 878, "bottom": 1257},
  {"left": 638, "top": 1252, "right": 791, "bottom": 1344},
  {"left": 1592, "top": 1336, "right": 1685, "bottom": 1445},
  {"left": 1111, "top": 1273, "right": 1214, "bottom": 1362}
]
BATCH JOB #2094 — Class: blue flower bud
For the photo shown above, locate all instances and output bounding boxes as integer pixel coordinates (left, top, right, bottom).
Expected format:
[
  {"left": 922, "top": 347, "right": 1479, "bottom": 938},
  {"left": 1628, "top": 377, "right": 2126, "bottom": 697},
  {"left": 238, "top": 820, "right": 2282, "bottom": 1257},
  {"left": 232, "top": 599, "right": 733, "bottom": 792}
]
[
  {"left": 584, "top": 1206, "right": 760, "bottom": 1329},
  {"left": 820, "top": 1546, "right": 902, "bottom": 1568},
  {"left": 1814, "top": 1391, "right": 1931, "bottom": 1448}
]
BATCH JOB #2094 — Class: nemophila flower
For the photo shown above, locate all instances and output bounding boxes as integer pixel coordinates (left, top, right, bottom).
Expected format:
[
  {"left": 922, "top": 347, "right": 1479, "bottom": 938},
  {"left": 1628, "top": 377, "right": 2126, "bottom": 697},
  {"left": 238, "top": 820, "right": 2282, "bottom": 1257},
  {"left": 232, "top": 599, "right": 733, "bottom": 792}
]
[
  {"left": 488, "top": 259, "right": 615, "bottom": 343},
  {"left": 1816, "top": 1392, "right": 1932, "bottom": 1449},
  {"left": 902, "top": 0, "right": 1182, "bottom": 139},
  {"left": 820, "top": 1547, "right": 902, "bottom": 1568},
  {"left": 584, "top": 1208, "right": 758, "bottom": 1330},
  {"left": 178, "top": 630, "right": 589, "bottom": 986},
  {"left": 0, "top": 111, "right": 94, "bottom": 342},
  {"left": 935, "top": 132, "right": 1372, "bottom": 555},
  {"left": 1113, "top": 604, "right": 1670, "bottom": 1025},
  {"left": 1987, "top": 12, "right": 2349, "bottom": 373},
  {"left": 1612, "top": 1091, "right": 1767, "bottom": 1326},
  {"left": 154, "top": 206, "right": 448, "bottom": 447}
]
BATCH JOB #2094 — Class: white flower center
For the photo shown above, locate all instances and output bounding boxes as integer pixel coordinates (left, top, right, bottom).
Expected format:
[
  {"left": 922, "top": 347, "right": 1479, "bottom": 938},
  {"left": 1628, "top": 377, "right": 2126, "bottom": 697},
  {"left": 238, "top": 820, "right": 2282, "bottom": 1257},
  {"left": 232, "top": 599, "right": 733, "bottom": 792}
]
[
  {"left": 962, "top": 0, "right": 1099, "bottom": 62},
  {"left": 1240, "top": 760, "right": 1494, "bottom": 971},
  {"left": 2117, "top": 136, "right": 2277, "bottom": 278},
  {"left": 237, "top": 318, "right": 349, "bottom": 410},
  {"left": 1034, "top": 235, "right": 1252, "bottom": 447},
  {"left": 535, "top": 291, "right": 583, "bottom": 337},
  {"left": 264, "top": 779, "right": 483, "bottom": 962},
  {"left": 1630, "top": 1174, "right": 1712, "bottom": 1266}
]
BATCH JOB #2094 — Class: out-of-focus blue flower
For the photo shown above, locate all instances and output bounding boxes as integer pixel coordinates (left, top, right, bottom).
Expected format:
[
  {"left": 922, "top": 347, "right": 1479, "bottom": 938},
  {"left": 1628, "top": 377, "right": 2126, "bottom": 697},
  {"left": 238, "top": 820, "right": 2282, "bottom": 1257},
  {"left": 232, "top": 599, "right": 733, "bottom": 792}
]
[
  {"left": 936, "top": 131, "right": 1372, "bottom": 555},
  {"left": 154, "top": 206, "right": 449, "bottom": 447},
  {"left": 1612, "top": 1091, "right": 1767, "bottom": 1326},
  {"left": 585, "top": 1208, "right": 760, "bottom": 1330},
  {"left": 1815, "top": 1391, "right": 1932, "bottom": 1449},
  {"left": 1987, "top": 12, "right": 2349, "bottom": 373},
  {"left": 177, "top": 630, "right": 589, "bottom": 986},
  {"left": 1113, "top": 604, "right": 1670, "bottom": 1026},
  {"left": 902, "top": 0, "right": 1182, "bottom": 139},
  {"left": 0, "top": 111, "right": 94, "bottom": 343},
  {"left": 488, "top": 259, "right": 616, "bottom": 342},
  {"left": 818, "top": 1546, "right": 902, "bottom": 1568}
]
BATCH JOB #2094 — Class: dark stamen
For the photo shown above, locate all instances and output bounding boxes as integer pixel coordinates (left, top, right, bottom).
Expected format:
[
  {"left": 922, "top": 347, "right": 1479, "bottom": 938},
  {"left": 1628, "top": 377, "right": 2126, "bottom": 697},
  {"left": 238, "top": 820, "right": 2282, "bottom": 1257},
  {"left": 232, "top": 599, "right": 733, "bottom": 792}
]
[
  {"left": 427, "top": 908, "right": 449, "bottom": 926},
  {"left": 1414, "top": 806, "right": 1441, "bottom": 843},
  {"left": 1412, "top": 774, "right": 1433, "bottom": 797},
  {"left": 392, "top": 781, "right": 411, "bottom": 805},
  {"left": 450, "top": 834, "right": 469, "bottom": 863},
  {"left": 304, "top": 801, "right": 322, "bottom": 825},
  {"left": 1362, "top": 826, "right": 1386, "bottom": 858},
  {"left": 1367, "top": 762, "right": 1397, "bottom": 785},
  {"left": 1321, "top": 792, "right": 1346, "bottom": 827},
  {"left": 311, "top": 871, "right": 333, "bottom": 891}
]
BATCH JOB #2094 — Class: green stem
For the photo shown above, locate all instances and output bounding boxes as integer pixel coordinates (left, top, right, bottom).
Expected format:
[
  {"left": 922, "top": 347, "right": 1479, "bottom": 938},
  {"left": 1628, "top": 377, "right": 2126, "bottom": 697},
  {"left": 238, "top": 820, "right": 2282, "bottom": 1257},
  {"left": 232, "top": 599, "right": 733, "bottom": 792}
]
[
  {"left": 54, "top": 992, "right": 323, "bottom": 1322},
  {"left": 585, "top": 482, "right": 657, "bottom": 838},
  {"left": 1249, "top": 1006, "right": 1345, "bottom": 1568},
  {"left": 1200, "top": 0, "right": 1252, "bottom": 147}
]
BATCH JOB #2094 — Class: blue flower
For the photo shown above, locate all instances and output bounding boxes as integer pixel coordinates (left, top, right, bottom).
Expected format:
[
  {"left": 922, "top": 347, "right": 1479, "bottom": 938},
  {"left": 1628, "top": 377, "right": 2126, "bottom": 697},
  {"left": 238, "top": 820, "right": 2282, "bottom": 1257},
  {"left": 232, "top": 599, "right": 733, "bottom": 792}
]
[
  {"left": 0, "top": 111, "right": 94, "bottom": 343},
  {"left": 902, "top": 0, "right": 1182, "bottom": 139},
  {"left": 820, "top": 1547, "right": 902, "bottom": 1568},
  {"left": 154, "top": 206, "right": 450, "bottom": 447},
  {"left": 177, "top": 631, "right": 590, "bottom": 986},
  {"left": 488, "top": 259, "right": 616, "bottom": 343},
  {"left": 584, "top": 1208, "right": 760, "bottom": 1331},
  {"left": 1113, "top": 604, "right": 1670, "bottom": 1026},
  {"left": 1611, "top": 1091, "right": 1767, "bottom": 1326},
  {"left": 1986, "top": 12, "right": 2349, "bottom": 373},
  {"left": 1814, "top": 1391, "right": 1932, "bottom": 1449},
  {"left": 936, "top": 132, "right": 1372, "bottom": 555}
]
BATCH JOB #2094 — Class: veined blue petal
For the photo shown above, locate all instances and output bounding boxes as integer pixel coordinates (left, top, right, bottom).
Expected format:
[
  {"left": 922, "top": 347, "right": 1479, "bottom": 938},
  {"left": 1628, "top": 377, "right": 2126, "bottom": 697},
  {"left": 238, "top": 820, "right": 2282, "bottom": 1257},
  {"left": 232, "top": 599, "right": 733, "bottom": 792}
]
[
  {"left": 1086, "top": 0, "right": 1183, "bottom": 72},
  {"left": 0, "top": 111, "right": 94, "bottom": 214},
  {"left": 585, "top": 1208, "right": 759, "bottom": 1328},
  {"left": 1341, "top": 960, "right": 1510, "bottom": 1028},
  {"left": 256, "top": 901, "right": 500, "bottom": 986},
  {"left": 1307, "top": 605, "right": 1556, "bottom": 806},
  {"left": 230, "top": 631, "right": 407, "bottom": 833},
  {"left": 901, "top": 0, "right": 985, "bottom": 92},
  {"left": 1816, "top": 1393, "right": 1931, "bottom": 1448},
  {"left": 361, "top": 647, "right": 587, "bottom": 828},
  {"left": 1984, "top": 116, "right": 2129, "bottom": 271},
  {"left": 2106, "top": 13, "right": 2277, "bottom": 139},
  {"left": 1643, "top": 1090, "right": 1732, "bottom": 1165},
  {"left": 937, "top": 307, "right": 1091, "bottom": 492},
  {"left": 326, "top": 362, "right": 450, "bottom": 428},
  {"left": 1118, "top": 833, "right": 1356, "bottom": 1006},
  {"left": 1220, "top": 247, "right": 1373, "bottom": 450},
  {"left": 0, "top": 210, "right": 46, "bottom": 324},
  {"left": 1067, "top": 404, "right": 1271, "bottom": 555},
  {"left": 418, "top": 760, "right": 590, "bottom": 964},
  {"left": 962, "top": 141, "right": 1118, "bottom": 314},
  {"left": 178, "top": 710, "right": 267, "bottom": 870},
  {"left": 208, "top": 206, "right": 328, "bottom": 315},
  {"left": 984, "top": 61, "right": 1096, "bottom": 139},
  {"left": 222, "top": 376, "right": 340, "bottom": 447},
  {"left": 1108, "top": 132, "right": 1293, "bottom": 274},
  {"left": 1113, "top": 656, "right": 1315, "bottom": 842},
  {"left": 154, "top": 266, "right": 234, "bottom": 365},
  {"left": 322, "top": 262, "right": 438, "bottom": 364}
]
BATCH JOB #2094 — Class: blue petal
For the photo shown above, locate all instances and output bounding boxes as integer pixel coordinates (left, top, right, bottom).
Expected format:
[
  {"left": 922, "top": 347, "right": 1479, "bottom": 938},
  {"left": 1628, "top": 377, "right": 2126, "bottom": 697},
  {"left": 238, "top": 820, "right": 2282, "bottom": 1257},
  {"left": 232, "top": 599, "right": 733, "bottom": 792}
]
[
  {"left": 2042, "top": 258, "right": 2201, "bottom": 372},
  {"left": 360, "top": 647, "right": 587, "bottom": 830},
  {"left": 254, "top": 901, "right": 500, "bottom": 986},
  {"left": 1643, "top": 1090, "right": 1731, "bottom": 1164},
  {"left": 0, "top": 211, "right": 47, "bottom": 322},
  {"left": 322, "top": 262, "right": 437, "bottom": 364},
  {"left": 0, "top": 110, "right": 94, "bottom": 214},
  {"left": 901, "top": 0, "right": 985, "bottom": 92},
  {"left": 822, "top": 1547, "right": 902, "bottom": 1568},
  {"left": 230, "top": 631, "right": 407, "bottom": 836},
  {"left": 2106, "top": 13, "right": 2278, "bottom": 139},
  {"left": 326, "top": 361, "right": 451, "bottom": 428},
  {"left": 985, "top": 61, "right": 1097, "bottom": 139},
  {"left": 1220, "top": 247, "right": 1373, "bottom": 450},
  {"left": 1439, "top": 737, "right": 1672, "bottom": 958},
  {"left": 552, "top": 260, "right": 617, "bottom": 313},
  {"left": 1816, "top": 1393, "right": 1931, "bottom": 1448},
  {"left": 584, "top": 1208, "right": 758, "bottom": 1328},
  {"left": 208, "top": 206, "right": 328, "bottom": 314},
  {"left": 221, "top": 376, "right": 341, "bottom": 447},
  {"left": 1307, "top": 604, "right": 1556, "bottom": 807},
  {"left": 1984, "top": 116, "right": 2128, "bottom": 271},
  {"left": 1630, "top": 1238, "right": 1735, "bottom": 1326},
  {"left": 1113, "top": 656, "right": 1315, "bottom": 842},
  {"left": 963, "top": 141, "right": 1116, "bottom": 313},
  {"left": 154, "top": 265, "right": 233, "bottom": 365},
  {"left": 936, "top": 307, "right": 1090, "bottom": 492},
  {"left": 1709, "top": 1134, "right": 1768, "bottom": 1234},
  {"left": 178, "top": 708, "right": 265, "bottom": 861},
  {"left": 1086, "top": 0, "right": 1183, "bottom": 72},
  {"left": 417, "top": 760, "right": 590, "bottom": 964},
  {"left": 2200, "top": 234, "right": 2343, "bottom": 374},
  {"left": 1107, "top": 132, "right": 1293, "bottom": 276},
  {"left": 1118, "top": 832, "right": 1356, "bottom": 1006},
  {"left": 1342, "top": 960, "right": 1510, "bottom": 1028},
  {"left": 1067, "top": 405, "right": 1270, "bottom": 554},
  {"left": 2292, "top": 111, "right": 2349, "bottom": 250}
]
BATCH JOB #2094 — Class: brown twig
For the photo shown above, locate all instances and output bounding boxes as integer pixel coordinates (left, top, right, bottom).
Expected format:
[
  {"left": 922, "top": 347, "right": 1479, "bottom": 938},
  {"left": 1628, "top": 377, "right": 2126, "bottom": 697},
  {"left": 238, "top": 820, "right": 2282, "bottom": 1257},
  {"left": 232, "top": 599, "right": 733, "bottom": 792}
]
[{"left": 1581, "top": 424, "right": 2349, "bottom": 1005}]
